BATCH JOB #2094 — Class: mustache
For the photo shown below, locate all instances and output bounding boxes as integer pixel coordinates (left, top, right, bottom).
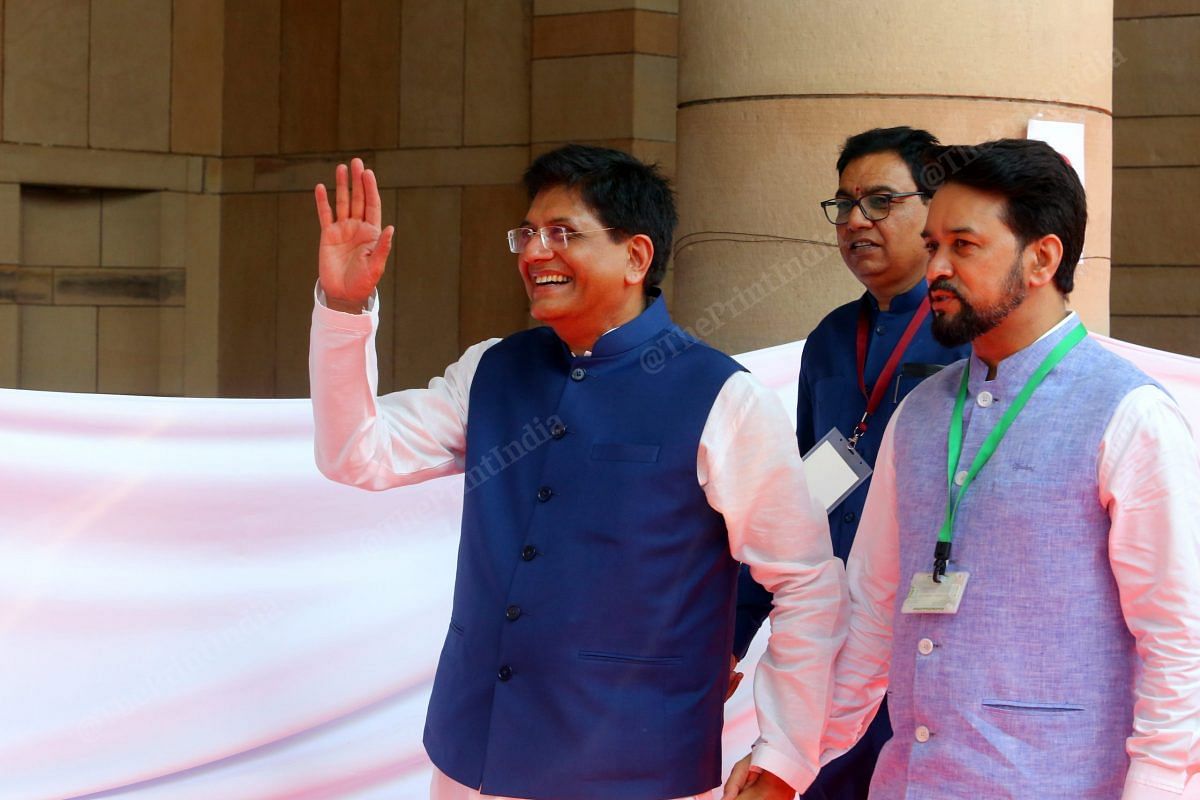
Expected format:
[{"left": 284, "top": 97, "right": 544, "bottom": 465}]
[{"left": 928, "top": 278, "right": 964, "bottom": 302}]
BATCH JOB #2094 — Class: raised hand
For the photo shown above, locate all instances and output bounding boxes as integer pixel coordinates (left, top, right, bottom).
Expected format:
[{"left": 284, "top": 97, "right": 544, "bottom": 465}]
[{"left": 314, "top": 157, "right": 395, "bottom": 314}]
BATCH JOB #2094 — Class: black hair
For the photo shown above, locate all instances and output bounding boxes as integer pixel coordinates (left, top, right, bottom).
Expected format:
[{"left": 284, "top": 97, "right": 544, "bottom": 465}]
[
  {"left": 523, "top": 144, "right": 677, "bottom": 292},
  {"left": 837, "top": 126, "right": 942, "bottom": 195},
  {"left": 931, "top": 139, "right": 1087, "bottom": 294}
]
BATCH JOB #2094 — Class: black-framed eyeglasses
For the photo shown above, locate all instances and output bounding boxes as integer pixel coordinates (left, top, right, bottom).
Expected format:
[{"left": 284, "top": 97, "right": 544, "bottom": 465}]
[
  {"left": 820, "top": 192, "right": 928, "bottom": 225},
  {"left": 506, "top": 225, "right": 616, "bottom": 254}
]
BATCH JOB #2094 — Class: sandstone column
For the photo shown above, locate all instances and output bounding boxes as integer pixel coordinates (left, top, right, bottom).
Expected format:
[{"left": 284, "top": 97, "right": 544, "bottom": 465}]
[{"left": 673, "top": 1, "right": 1115, "bottom": 353}]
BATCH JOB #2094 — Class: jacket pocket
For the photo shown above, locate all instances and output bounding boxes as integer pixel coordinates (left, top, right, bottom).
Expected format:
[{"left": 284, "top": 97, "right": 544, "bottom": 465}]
[
  {"left": 578, "top": 650, "right": 681, "bottom": 666},
  {"left": 589, "top": 443, "right": 661, "bottom": 463},
  {"left": 981, "top": 699, "right": 1084, "bottom": 714}
]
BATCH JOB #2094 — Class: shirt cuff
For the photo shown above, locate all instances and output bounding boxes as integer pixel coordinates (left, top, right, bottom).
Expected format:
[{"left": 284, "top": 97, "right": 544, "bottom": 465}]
[
  {"left": 313, "top": 282, "right": 377, "bottom": 329},
  {"left": 749, "top": 744, "right": 816, "bottom": 795},
  {"left": 1123, "top": 762, "right": 1199, "bottom": 800}
]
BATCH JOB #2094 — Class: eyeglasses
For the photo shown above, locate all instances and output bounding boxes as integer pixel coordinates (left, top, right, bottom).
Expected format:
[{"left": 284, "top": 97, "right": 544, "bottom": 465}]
[
  {"left": 506, "top": 226, "right": 616, "bottom": 254},
  {"left": 820, "top": 192, "right": 927, "bottom": 225}
]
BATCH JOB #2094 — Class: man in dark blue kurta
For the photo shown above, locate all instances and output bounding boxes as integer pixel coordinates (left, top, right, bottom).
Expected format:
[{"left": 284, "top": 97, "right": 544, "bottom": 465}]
[{"left": 731, "top": 128, "right": 969, "bottom": 800}]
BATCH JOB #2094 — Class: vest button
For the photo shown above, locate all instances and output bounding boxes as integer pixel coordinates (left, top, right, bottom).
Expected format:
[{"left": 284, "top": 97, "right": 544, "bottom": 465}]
[
  {"left": 505, "top": 605, "right": 522, "bottom": 621},
  {"left": 914, "top": 725, "right": 931, "bottom": 743},
  {"left": 498, "top": 665, "right": 513, "bottom": 682},
  {"left": 550, "top": 422, "right": 567, "bottom": 439},
  {"left": 521, "top": 545, "right": 538, "bottom": 561},
  {"left": 874, "top": 325, "right": 886, "bottom": 336},
  {"left": 953, "top": 470, "right": 968, "bottom": 486},
  {"left": 977, "top": 390, "right": 994, "bottom": 408},
  {"left": 842, "top": 511, "right": 857, "bottom": 524},
  {"left": 570, "top": 367, "right": 587, "bottom": 381},
  {"left": 917, "top": 638, "right": 935, "bottom": 656},
  {"left": 537, "top": 486, "right": 553, "bottom": 502}
]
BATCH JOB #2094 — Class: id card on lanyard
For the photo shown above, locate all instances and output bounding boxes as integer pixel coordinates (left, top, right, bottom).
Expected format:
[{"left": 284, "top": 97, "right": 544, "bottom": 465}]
[
  {"left": 805, "top": 296, "right": 930, "bottom": 513},
  {"left": 903, "top": 323, "right": 1088, "bottom": 614}
]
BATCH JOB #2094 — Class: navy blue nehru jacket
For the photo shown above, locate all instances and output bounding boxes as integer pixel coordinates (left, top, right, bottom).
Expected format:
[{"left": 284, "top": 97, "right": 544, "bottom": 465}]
[
  {"left": 424, "top": 293, "right": 749, "bottom": 800},
  {"left": 733, "top": 280, "right": 969, "bottom": 658}
]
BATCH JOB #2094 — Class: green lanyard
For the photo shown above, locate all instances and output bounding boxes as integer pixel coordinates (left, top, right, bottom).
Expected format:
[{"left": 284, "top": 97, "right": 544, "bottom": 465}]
[{"left": 932, "top": 323, "right": 1087, "bottom": 581}]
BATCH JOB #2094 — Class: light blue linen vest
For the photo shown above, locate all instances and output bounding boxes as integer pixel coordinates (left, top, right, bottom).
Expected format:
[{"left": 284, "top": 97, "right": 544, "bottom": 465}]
[{"left": 875, "top": 319, "right": 1154, "bottom": 799}]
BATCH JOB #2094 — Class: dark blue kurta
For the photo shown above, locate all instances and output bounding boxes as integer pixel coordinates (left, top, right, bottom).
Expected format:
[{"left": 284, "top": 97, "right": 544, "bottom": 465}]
[{"left": 734, "top": 280, "right": 969, "bottom": 799}]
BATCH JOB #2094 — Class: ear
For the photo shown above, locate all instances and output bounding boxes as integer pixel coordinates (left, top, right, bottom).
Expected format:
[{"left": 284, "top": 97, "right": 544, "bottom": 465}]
[
  {"left": 624, "top": 233, "right": 655, "bottom": 287},
  {"left": 1026, "top": 234, "right": 1063, "bottom": 289}
]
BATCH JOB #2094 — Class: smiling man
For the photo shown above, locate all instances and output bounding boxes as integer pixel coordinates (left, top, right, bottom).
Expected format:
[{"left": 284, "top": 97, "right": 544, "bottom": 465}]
[
  {"left": 307, "top": 145, "right": 847, "bottom": 800},
  {"left": 821, "top": 139, "right": 1200, "bottom": 797},
  {"left": 730, "top": 128, "right": 969, "bottom": 800}
]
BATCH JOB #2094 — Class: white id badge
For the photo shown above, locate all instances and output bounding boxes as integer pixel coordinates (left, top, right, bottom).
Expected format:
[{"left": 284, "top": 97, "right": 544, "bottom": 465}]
[
  {"left": 901, "top": 571, "right": 970, "bottom": 614},
  {"left": 802, "top": 428, "right": 873, "bottom": 513}
]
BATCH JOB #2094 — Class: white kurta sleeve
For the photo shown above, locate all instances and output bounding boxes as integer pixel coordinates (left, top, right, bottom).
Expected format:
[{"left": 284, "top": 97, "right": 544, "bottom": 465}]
[
  {"left": 1099, "top": 385, "right": 1200, "bottom": 800},
  {"left": 698, "top": 371, "right": 849, "bottom": 792},
  {"left": 309, "top": 286, "right": 498, "bottom": 490}
]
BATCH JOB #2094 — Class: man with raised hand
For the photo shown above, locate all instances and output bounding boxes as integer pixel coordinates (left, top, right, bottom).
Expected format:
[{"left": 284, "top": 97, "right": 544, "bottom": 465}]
[
  {"left": 821, "top": 139, "right": 1200, "bottom": 797},
  {"left": 730, "top": 127, "right": 969, "bottom": 800},
  {"left": 308, "top": 146, "right": 847, "bottom": 800}
]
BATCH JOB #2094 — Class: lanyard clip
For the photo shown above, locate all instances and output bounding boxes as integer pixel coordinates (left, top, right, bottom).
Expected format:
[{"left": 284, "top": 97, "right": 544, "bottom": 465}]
[
  {"left": 846, "top": 412, "right": 870, "bottom": 450},
  {"left": 932, "top": 540, "right": 952, "bottom": 583}
]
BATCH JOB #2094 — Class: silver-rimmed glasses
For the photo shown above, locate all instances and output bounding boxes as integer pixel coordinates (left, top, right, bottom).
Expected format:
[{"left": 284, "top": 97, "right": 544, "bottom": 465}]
[{"left": 506, "top": 226, "right": 616, "bottom": 254}]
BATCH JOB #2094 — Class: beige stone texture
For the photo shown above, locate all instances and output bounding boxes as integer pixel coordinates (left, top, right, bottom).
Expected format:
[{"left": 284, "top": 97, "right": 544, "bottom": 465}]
[
  {"left": 171, "top": 0, "right": 224, "bottom": 155},
  {"left": 633, "top": 55, "right": 676, "bottom": 141},
  {"left": 223, "top": 2, "right": 281, "bottom": 156},
  {"left": 1114, "top": 16, "right": 1200, "bottom": 117},
  {"left": 0, "top": 265, "right": 52, "bottom": 303},
  {"left": 3, "top": 0, "right": 89, "bottom": 146},
  {"left": 0, "top": 143, "right": 195, "bottom": 191},
  {"left": 0, "top": 183, "right": 20, "bottom": 262},
  {"left": 1114, "top": 117, "right": 1200, "bottom": 167},
  {"left": 219, "top": 194, "right": 278, "bottom": 397},
  {"left": 21, "top": 187, "right": 101, "bottom": 267},
  {"left": 532, "top": 55, "right": 634, "bottom": 141},
  {"left": 184, "top": 193, "right": 220, "bottom": 396},
  {"left": 160, "top": 192, "right": 188, "bottom": 268},
  {"left": 1113, "top": 167, "right": 1199, "bottom": 266},
  {"left": 1115, "top": 0, "right": 1200, "bottom": 18},
  {"left": 465, "top": 0, "right": 531, "bottom": 146},
  {"left": 374, "top": 146, "right": 529, "bottom": 189},
  {"left": 678, "top": 1, "right": 1113, "bottom": 111},
  {"left": 273, "top": 192, "right": 322, "bottom": 398},
  {"left": 20, "top": 305, "right": 96, "bottom": 392},
  {"left": 98, "top": 307, "right": 183, "bottom": 395},
  {"left": 90, "top": 0, "right": 172, "bottom": 152},
  {"left": 400, "top": 0, "right": 465, "bottom": 147},
  {"left": 1111, "top": 315, "right": 1200, "bottom": 357},
  {"left": 338, "top": 0, "right": 401, "bottom": 151},
  {"left": 55, "top": 268, "right": 185, "bottom": 306},
  {"left": 101, "top": 192, "right": 162, "bottom": 268},
  {"left": 392, "top": 187, "right": 461, "bottom": 389},
  {"left": 534, "top": 0, "right": 677, "bottom": 14},
  {"left": 0, "top": 305, "right": 17, "bottom": 387},
  {"left": 459, "top": 184, "right": 531, "bottom": 348},
  {"left": 533, "top": 9, "right": 676, "bottom": 58},
  {"left": 281, "top": 0, "right": 341, "bottom": 154},
  {"left": 1111, "top": 266, "right": 1200, "bottom": 316},
  {"left": 673, "top": 97, "right": 1113, "bottom": 351}
]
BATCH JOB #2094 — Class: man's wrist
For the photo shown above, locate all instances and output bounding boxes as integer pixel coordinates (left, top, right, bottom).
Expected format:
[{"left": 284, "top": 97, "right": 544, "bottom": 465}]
[{"left": 326, "top": 296, "right": 368, "bottom": 314}]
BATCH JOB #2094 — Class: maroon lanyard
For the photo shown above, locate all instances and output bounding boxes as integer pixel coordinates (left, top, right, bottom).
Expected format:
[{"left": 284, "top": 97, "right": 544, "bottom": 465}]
[{"left": 848, "top": 295, "right": 931, "bottom": 448}]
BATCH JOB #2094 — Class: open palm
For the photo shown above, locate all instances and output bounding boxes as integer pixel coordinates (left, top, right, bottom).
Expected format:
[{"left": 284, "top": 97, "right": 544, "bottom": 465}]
[{"left": 314, "top": 158, "right": 395, "bottom": 311}]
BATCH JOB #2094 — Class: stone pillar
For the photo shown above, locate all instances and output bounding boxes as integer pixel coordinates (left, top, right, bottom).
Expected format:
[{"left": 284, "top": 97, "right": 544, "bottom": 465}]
[{"left": 673, "top": 0, "right": 1115, "bottom": 354}]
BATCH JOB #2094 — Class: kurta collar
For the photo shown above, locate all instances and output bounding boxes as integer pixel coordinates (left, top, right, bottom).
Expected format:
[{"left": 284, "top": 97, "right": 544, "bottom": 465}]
[
  {"left": 966, "top": 311, "right": 1081, "bottom": 398},
  {"left": 575, "top": 289, "right": 672, "bottom": 359},
  {"left": 867, "top": 279, "right": 929, "bottom": 316}
]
